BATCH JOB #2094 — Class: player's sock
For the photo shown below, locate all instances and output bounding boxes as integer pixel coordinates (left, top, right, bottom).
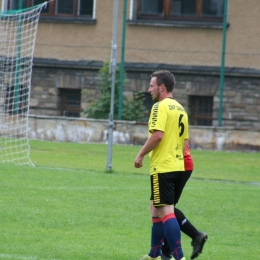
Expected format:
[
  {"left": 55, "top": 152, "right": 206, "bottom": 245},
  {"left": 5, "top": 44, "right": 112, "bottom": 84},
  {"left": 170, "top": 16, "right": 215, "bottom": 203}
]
[
  {"left": 161, "top": 237, "right": 172, "bottom": 257},
  {"left": 148, "top": 217, "right": 164, "bottom": 258},
  {"left": 162, "top": 213, "right": 184, "bottom": 260},
  {"left": 174, "top": 207, "right": 199, "bottom": 240}
]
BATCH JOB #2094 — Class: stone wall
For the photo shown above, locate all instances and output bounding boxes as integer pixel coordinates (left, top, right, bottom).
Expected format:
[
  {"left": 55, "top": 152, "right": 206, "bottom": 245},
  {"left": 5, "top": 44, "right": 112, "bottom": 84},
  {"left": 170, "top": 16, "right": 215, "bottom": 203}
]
[
  {"left": 30, "top": 65, "right": 101, "bottom": 116},
  {"left": 30, "top": 61, "right": 260, "bottom": 130},
  {"left": 28, "top": 115, "right": 260, "bottom": 152}
]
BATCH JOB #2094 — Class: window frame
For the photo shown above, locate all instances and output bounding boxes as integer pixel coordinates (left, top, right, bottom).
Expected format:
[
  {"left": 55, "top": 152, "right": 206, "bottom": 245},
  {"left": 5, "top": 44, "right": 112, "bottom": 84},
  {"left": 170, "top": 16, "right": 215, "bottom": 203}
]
[
  {"left": 8, "top": 0, "right": 95, "bottom": 19},
  {"left": 134, "top": 0, "right": 224, "bottom": 24},
  {"left": 189, "top": 95, "right": 213, "bottom": 126},
  {"left": 58, "top": 88, "right": 82, "bottom": 118}
]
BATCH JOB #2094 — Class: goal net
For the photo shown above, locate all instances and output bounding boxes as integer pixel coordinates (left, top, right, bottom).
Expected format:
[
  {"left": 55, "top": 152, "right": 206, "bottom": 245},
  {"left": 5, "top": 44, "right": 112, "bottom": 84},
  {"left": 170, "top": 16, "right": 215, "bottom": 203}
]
[{"left": 0, "top": 3, "right": 46, "bottom": 165}]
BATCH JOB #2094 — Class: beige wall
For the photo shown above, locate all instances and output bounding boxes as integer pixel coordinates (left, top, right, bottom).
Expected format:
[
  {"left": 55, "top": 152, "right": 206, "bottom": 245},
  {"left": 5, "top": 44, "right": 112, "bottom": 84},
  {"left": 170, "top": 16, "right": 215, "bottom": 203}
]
[
  {"left": 27, "top": 115, "right": 260, "bottom": 152},
  {"left": 125, "top": 0, "right": 260, "bottom": 69},
  {"left": 225, "top": 0, "right": 260, "bottom": 68},
  {"left": 34, "top": 0, "right": 115, "bottom": 61},
  {"left": 34, "top": 0, "right": 260, "bottom": 69}
]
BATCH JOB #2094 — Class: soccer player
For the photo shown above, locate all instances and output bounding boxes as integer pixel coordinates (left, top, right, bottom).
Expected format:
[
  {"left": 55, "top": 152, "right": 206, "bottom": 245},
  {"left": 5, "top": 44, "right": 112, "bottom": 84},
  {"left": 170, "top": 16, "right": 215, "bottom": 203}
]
[
  {"left": 161, "top": 141, "right": 208, "bottom": 260},
  {"left": 134, "top": 70, "right": 188, "bottom": 260}
]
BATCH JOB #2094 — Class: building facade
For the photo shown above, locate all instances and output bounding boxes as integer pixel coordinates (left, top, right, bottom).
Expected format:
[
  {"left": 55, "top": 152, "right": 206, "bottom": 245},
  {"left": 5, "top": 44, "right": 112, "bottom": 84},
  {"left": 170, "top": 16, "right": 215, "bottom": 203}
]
[{"left": 3, "top": 0, "right": 260, "bottom": 130}]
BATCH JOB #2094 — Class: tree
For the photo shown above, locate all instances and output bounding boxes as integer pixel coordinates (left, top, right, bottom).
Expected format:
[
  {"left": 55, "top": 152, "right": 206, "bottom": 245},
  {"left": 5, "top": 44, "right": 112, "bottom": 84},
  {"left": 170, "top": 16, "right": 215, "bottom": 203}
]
[{"left": 85, "top": 61, "right": 147, "bottom": 121}]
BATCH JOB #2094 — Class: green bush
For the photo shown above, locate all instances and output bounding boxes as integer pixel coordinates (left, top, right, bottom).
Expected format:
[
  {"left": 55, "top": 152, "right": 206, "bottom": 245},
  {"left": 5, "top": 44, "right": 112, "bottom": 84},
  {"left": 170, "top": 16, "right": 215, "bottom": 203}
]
[{"left": 85, "top": 61, "right": 147, "bottom": 121}]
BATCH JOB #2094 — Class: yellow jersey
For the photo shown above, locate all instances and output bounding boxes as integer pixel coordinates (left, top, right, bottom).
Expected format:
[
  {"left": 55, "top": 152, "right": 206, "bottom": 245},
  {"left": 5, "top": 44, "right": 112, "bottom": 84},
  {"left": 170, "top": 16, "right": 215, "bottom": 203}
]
[{"left": 148, "top": 98, "right": 188, "bottom": 175}]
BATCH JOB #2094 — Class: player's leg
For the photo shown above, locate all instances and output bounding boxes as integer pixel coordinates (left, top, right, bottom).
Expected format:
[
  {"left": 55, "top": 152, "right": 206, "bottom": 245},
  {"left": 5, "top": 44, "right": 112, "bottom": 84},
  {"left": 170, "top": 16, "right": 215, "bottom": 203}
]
[
  {"left": 174, "top": 208, "right": 201, "bottom": 239},
  {"left": 159, "top": 206, "right": 185, "bottom": 260},
  {"left": 162, "top": 170, "right": 208, "bottom": 259},
  {"left": 162, "top": 208, "right": 208, "bottom": 259},
  {"left": 161, "top": 170, "right": 190, "bottom": 259},
  {"left": 174, "top": 171, "right": 208, "bottom": 259},
  {"left": 173, "top": 170, "right": 192, "bottom": 205},
  {"left": 140, "top": 175, "right": 164, "bottom": 260},
  {"left": 157, "top": 172, "right": 185, "bottom": 260}
]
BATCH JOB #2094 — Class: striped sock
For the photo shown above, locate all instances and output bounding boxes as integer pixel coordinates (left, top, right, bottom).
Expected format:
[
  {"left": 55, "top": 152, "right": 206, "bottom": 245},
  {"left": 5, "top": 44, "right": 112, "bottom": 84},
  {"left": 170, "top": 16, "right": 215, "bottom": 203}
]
[
  {"left": 162, "top": 213, "right": 184, "bottom": 260},
  {"left": 148, "top": 217, "right": 164, "bottom": 258}
]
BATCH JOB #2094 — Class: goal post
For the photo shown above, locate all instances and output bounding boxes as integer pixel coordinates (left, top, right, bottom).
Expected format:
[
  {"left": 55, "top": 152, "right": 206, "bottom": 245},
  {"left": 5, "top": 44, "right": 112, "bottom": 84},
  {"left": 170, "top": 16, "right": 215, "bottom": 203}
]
[{"left": 0, "top": 2, "right": 47, "bottom": 165}]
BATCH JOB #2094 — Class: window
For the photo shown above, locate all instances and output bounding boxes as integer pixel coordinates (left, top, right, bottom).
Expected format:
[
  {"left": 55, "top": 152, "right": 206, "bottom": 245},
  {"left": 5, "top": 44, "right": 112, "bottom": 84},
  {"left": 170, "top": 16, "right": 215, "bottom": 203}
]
[
  {"left": 5, "top": 84, "right": 29, "bottom": 115},
  {"left": 189, "top": 95, "right": 213, "bottom": 126},
  {"left": 8, "top": 0, "right": 94, "bottom": 18},
  {"left": 58, "top": 88, "right": 82, "bottom": 117},
  {"left": 135, "top": 0, "right": 224, "bottom": 23}
]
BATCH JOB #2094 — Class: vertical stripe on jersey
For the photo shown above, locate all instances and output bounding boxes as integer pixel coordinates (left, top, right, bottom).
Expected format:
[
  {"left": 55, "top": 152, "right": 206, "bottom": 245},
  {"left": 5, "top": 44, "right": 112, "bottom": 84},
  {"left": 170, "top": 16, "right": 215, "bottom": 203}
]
[
  {"left": 151, "top": 103, "right": 159, "bottom": 127},
  {"left": 153, "top": 173, "right": 160, "bottom": 204}
]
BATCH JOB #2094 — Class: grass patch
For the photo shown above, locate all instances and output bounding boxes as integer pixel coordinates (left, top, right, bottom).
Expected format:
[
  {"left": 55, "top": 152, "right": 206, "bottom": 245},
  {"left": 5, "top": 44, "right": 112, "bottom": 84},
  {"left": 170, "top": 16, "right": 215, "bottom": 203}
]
[{"left": 0, "top": 140, "right": 259, "bottom": 259}]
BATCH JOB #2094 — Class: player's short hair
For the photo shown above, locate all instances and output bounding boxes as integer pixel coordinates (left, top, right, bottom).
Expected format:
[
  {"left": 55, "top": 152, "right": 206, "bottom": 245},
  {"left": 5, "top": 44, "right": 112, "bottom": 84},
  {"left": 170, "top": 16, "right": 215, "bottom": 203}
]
[{"left": 151, "top": 70, "right": 175, "bottom": 93}]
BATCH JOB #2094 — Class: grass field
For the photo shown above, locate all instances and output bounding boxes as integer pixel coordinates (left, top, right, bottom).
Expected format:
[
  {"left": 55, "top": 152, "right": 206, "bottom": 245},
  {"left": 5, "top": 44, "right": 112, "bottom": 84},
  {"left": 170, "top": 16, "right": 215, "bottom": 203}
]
[{"left": 0, "top": 140, "right": 259, "bottom": 260}]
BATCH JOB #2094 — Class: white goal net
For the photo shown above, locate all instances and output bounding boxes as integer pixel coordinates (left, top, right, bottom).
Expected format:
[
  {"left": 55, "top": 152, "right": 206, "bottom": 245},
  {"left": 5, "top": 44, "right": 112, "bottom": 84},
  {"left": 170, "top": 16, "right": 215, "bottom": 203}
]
[{"left": 0, "top": 3, "right": 46, "bottom": 165}]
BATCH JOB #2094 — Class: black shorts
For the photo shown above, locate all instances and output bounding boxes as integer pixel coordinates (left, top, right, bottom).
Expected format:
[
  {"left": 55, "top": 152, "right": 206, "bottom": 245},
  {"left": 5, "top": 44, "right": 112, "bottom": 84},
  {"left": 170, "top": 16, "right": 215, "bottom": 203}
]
[
  {"left": 150, "top": 170, "right": 192, "bottom": 207},
  {"left": 174, "top": 170, "right": 192, "bottom": 204}
]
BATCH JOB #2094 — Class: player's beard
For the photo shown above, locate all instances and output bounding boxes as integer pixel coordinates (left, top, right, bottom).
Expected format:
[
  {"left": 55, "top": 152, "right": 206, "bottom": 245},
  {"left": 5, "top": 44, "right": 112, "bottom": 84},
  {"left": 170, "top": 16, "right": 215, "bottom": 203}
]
[{"left": 153, "top": 89, "right": 160, "bottom": 102}]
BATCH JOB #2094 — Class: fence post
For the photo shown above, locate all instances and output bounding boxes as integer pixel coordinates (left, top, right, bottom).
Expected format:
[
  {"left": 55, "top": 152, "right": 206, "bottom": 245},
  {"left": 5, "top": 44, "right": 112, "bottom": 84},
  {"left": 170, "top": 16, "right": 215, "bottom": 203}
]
[
  {"left": 106, "top": 0, "right": 119, "bottom": 172},
  {"left": 14, "top": 0, "right": 23, "bottom": 115},
  {"left": 218, "top": 0, "right": 229, "bottom": 127},
  {"left": 118, "top": 0, "right": 127, "bottom": 120}
]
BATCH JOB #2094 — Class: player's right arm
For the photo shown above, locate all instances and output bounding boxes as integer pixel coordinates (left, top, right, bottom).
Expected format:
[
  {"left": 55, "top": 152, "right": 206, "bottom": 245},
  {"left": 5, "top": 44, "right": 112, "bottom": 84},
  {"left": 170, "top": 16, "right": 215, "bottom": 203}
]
[{"left": 134, "top": 130, "right": 163, "bottom": 168}]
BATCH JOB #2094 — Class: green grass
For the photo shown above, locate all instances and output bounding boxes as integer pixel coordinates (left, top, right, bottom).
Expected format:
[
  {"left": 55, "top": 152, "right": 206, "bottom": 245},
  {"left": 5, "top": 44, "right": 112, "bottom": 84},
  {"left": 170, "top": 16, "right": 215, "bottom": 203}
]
[
  {"left": 0, "top": 140, "right": 259, "bottom": 260},
  {"left": 30, "top": 140, "right": 259, "bottom": 182}
]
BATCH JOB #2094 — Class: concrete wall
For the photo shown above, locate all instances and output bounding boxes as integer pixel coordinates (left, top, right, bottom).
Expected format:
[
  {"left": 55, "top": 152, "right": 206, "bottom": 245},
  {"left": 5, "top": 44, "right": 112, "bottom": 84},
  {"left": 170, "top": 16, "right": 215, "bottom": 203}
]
[{"left": 28, "top": 115, "right": 260, "bottom": 152}]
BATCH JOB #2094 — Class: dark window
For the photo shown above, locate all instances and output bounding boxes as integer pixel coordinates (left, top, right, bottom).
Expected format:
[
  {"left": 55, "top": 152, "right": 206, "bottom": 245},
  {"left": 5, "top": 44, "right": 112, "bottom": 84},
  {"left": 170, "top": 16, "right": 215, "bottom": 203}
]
[
  {"left": 8, "top": 0, "right": 94, "bottom": 17},
  {"left": 34, "top": 0, "right": 49, "bottom": 13},
  {"left": 58, "top": 88, "right": 82, "bottom": 117},
  {"left": 80, "top": 0, "right": 93, "bottom": 16},
  {"left": 57, "top": 0, "right": 74, "bottom": 15},
  {"left": 189, "top": 95, "right": 213, "bottom": 126},
  {"left": 8, "top": 0, "right": 28, "bottom": 9},
  {"left": 136, "top": 0, "right": 224, "bottom": 23},
  {"left": 140, "top": 0, "right": 163, "bottom": 15},
  {"left": 5, "top": 84, "right": 29, "bottom": 115}
]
